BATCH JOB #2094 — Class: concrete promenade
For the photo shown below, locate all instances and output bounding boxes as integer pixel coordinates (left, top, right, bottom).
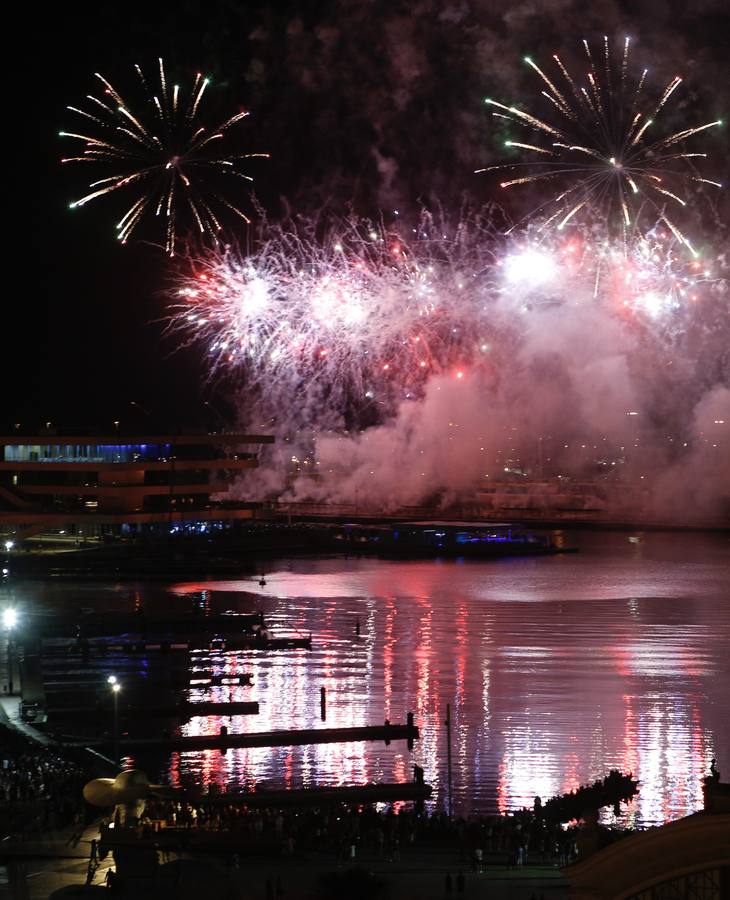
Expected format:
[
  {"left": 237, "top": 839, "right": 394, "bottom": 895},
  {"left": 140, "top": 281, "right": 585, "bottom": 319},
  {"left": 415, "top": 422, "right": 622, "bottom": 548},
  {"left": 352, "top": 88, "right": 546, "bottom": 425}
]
[{"left": 1, "top": 825, "right": 568, "bottom": 900}]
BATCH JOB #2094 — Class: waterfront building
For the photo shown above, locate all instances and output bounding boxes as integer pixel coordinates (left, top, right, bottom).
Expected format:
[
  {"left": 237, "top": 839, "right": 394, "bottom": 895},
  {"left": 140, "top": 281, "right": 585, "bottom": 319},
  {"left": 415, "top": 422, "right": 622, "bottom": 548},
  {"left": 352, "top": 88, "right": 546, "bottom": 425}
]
[{"left": 0, "top": 430, "right": 274, "bottom": 543}]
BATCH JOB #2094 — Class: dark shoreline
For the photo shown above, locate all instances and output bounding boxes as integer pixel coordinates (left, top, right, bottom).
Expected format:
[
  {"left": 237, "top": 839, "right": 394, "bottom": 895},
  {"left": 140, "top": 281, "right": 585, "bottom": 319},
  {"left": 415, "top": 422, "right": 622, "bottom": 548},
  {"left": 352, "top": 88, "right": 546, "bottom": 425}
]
[{"left": 4, "top": 518, "right": 727, "bottom": 581}]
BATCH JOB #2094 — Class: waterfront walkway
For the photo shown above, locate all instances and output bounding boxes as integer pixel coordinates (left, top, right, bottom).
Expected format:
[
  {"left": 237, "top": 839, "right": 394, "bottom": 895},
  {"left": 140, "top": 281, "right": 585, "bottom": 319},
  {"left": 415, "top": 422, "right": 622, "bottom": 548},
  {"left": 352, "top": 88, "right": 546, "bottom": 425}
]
[
  {"left": 1, "top": 825, "right": 568, "bottom": 899},
  {"left": 1, "top": 691, "right": 567, "bottom": 898}
]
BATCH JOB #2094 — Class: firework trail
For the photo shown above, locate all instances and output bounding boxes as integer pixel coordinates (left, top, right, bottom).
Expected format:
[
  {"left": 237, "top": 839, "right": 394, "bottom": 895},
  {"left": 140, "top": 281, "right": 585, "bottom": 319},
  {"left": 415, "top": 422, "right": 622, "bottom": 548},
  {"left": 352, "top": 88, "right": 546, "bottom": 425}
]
[
  {"left": 477, "top": 37, "right": 724, "bottom": 251},
  {"left": 61, "top": 60, "right": 268, "bottom": 255}
]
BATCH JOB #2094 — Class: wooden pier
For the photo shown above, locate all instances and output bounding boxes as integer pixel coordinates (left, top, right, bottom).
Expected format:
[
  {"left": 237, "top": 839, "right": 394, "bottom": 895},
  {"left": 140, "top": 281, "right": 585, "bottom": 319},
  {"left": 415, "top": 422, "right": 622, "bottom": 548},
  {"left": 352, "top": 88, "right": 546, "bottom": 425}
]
[
  {"left": 46, "top": 634, "right": 312, "bottom": 653},
  {"left": 47, "top": 700, "right": 260, "bottom": 721},
  {"left": 33, "top": 611, "right": 266, "bottom": 638},
  {"left": 193, "top": 780, "right": 433, "bottom": 807},
  {"left": 40, "top": 671, "right": 254, "bottom": 688},
  {"left": 79, "top": 720, "right": 418, "bottom": 753}
]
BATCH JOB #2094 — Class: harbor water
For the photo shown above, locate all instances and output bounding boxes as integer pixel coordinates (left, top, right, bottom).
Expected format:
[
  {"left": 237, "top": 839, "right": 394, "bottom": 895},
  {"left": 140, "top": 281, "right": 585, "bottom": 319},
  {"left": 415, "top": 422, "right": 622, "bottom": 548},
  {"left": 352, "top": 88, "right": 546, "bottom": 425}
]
[{"left": 7, "top": 528, "right": 729, "bottom": 826}]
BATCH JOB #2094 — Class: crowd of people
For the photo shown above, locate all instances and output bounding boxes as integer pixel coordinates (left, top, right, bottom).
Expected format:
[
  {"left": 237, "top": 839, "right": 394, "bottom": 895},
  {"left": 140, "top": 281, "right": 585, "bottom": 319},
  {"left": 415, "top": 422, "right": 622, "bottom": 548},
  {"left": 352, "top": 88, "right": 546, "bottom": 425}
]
[
  {"left": 0, "top": 723, "right": 89, "bottom": 838},
  {"left": 1, "top": 714, "right": 634, "bottom": 877},
  {"left": 135, "top": 796, "right": 584, "bottom": 867}
]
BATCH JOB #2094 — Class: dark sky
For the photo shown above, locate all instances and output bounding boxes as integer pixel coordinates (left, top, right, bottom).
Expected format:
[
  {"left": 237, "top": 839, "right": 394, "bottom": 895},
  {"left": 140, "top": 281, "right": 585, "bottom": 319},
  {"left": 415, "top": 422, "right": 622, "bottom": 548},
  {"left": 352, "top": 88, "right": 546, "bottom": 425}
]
[{"left": 5, "top": 0, "right": 728, "bottom": 430}]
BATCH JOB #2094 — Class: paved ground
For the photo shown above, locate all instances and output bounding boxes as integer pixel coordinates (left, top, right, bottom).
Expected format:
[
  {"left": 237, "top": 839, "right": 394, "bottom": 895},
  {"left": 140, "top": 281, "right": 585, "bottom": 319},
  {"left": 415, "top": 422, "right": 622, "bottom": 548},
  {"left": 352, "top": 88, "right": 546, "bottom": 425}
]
[
  {"left": 0, "top": 823, "right": 116, "bottom": 899},
  {"left": 1, "top": 824, "right": 568, "bottom": 900}
]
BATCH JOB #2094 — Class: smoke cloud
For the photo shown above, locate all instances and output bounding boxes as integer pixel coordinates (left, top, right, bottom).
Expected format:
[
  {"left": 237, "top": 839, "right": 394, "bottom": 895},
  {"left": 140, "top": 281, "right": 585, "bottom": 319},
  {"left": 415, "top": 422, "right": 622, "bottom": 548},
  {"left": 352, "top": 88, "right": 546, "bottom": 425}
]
[{"left": 234, "top": 242, "right": 729, "bottom": 524}]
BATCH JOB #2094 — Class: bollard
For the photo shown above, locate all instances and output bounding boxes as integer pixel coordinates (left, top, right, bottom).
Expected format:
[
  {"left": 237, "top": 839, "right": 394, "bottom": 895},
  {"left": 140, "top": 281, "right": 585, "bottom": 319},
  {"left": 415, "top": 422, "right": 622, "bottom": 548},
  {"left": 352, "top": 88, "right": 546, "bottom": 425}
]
[
  {"left": 414, "top": 763, "right": 425, "bottom": 814},
  {"left": 355, "top": 618, "right": 361, "bottom": 637},
  {"left": 320, "top": 686, "right": 327, "bottom": 721},
  {"left": 384, "top": 718, "right": 391, "bottom": 746},
  {"left": 407, "top": 711, "right": 414, "bottom": 751}
]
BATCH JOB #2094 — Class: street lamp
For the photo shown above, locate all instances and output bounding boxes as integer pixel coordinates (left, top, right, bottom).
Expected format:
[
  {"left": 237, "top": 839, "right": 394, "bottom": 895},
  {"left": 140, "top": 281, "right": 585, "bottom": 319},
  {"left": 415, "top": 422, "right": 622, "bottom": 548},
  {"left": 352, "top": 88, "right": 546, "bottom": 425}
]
[
  {"left": 3, "top": 608, "right": 18, "bottom": 694},
  {"left": 108, "top": 675, "right": 121, "bottom": 765}
]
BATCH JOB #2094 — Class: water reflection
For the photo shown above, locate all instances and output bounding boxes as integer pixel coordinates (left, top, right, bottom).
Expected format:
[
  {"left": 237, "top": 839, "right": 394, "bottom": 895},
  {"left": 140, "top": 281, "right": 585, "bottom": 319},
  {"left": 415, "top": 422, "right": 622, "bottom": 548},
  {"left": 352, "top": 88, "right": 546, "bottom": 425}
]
[
  {"left": 158, "top": 535, "right": 729, "bottom": 825},
  {"left": 11, "top": 532, "right": 726, "bottom": 826}
]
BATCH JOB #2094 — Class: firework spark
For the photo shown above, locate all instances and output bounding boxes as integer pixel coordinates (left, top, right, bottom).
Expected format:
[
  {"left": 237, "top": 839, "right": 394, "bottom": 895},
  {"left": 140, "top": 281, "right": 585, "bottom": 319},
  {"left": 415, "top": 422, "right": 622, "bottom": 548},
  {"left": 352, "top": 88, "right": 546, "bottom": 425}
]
[
  {"left": 167, "top": 213, "right": 505, "bottom": 422},
  {"left": 61, "top": 60, "right": 268, "bottom": 254},
  {"left": 477, "top": 37, "right": 724, "bottom": 249},
  {"left": 498, "top": 224, "right": 718, "bottom": 330}
]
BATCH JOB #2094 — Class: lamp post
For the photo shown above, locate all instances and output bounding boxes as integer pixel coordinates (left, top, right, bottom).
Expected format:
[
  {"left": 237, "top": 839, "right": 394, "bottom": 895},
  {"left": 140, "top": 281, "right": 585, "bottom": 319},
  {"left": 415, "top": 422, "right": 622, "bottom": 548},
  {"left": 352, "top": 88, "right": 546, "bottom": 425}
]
[
  {"left": 108, "top": 675, "right": 121, "bottom": 765},
  {"left": 2, "top": 540, "right": 13, "bottom": 583},
  {"left": 3, "top": 608, "right": 17, "bottom": 694}
]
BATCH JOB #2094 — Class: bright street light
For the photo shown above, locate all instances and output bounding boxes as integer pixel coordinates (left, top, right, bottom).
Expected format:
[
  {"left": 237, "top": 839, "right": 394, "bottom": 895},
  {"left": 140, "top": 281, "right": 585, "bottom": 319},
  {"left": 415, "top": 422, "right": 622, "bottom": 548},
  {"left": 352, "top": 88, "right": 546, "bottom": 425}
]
[
  {"left": 3, "top": 608, "right": 17, "bottom": 694},
  {"left": 109, "top": 676, "right": 122, "bottom": 766},
  {"left": 3, "top": 540, "right": 13, "bottom": 552}
]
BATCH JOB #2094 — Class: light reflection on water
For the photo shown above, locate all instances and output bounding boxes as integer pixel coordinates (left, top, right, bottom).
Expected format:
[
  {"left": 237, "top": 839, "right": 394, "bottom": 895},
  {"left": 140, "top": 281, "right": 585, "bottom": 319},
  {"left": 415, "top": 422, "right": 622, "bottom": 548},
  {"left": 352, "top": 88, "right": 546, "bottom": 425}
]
[
  {"left": 160, "top": 531, "right": 730, "bottom": 826},
  {"left": 12, "top": 530, "right": 728, "bottom": 826}
]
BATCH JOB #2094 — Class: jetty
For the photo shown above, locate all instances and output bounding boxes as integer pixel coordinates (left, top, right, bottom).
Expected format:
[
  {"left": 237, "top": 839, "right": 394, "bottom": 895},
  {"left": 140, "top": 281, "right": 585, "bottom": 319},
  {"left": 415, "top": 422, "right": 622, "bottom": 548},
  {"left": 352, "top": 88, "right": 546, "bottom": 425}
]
[
  {"left": 39, "top": 670, "right": 254, "bottom": 688},
  {"left": 44, "top": 634, "right": 311, "bottom": 654},
  {"left": 47, "top": 700, "right": 260, "bottom": 721},
  {"left": 32, "top": 611, "right": 266, "bottom": 638},
  {"left": 194, "top": 780, "right": 433, "bottom": 807},
  {"left": 79, "top": 719, "right": 418, "bottom": 753}
]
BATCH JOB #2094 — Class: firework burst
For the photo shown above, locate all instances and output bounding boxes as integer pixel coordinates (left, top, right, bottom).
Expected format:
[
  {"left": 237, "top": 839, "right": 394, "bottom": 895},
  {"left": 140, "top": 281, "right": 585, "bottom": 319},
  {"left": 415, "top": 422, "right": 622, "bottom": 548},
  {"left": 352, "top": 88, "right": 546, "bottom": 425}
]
[
  {"left": 477, "top": 37, "right": 724, "bottom": 252},
  {"left": 168, "top": 210, "right": 723, "bottom": 430},
  {"left": 168, "top": 212, "right": 504, "bottom": 424},
  {"left": 61, "top": 59, "right": 268, "bottom": 254},
  {"left": 498, "top": 223, "right": 719, "bottom": 333}
]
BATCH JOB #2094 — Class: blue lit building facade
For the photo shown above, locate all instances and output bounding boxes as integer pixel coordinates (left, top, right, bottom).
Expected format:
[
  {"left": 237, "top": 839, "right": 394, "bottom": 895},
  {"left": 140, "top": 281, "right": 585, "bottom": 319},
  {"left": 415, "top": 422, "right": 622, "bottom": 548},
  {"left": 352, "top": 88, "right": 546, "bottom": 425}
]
[{"left": 0, "top": 431, "right": 274, "bottom": 541}]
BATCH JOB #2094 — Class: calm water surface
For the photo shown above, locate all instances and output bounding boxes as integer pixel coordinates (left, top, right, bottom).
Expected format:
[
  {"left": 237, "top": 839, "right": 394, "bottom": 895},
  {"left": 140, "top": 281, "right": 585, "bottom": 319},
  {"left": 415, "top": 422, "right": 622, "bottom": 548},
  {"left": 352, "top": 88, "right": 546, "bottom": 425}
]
[{"left": 13, "top": 530, "right": 730, "bottom": 825}]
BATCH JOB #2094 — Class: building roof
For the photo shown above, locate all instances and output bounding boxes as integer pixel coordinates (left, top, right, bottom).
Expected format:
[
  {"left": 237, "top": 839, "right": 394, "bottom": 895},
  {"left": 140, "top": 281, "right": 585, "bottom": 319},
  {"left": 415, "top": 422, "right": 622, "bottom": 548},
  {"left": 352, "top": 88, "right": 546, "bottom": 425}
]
[{"left": 0, "top": 433, "right": 274, "bottom": 446}]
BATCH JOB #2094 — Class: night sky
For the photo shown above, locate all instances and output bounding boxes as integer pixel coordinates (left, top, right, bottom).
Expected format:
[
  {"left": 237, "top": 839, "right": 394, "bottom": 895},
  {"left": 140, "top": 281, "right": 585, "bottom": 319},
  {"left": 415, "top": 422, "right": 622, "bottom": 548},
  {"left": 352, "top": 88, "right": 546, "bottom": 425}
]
[{"left": 5, "top": 0, "right": 728, "bottom": 431}]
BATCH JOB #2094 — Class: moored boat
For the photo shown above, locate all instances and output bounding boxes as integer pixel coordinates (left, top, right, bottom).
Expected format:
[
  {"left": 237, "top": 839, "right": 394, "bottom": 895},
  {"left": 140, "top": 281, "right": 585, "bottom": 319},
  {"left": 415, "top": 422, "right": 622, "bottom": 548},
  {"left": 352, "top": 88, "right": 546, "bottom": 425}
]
[{"left": 327, "top": 520, "right": 574, "bottom": 558}]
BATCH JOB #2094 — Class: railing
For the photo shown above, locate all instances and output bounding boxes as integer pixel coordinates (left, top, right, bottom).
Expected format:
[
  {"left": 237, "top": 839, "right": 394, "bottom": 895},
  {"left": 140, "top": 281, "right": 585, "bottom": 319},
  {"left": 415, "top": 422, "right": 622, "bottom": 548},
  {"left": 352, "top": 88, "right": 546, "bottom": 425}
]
[{"left": 268, "top": 500, "right": 727, "bottom": 529}]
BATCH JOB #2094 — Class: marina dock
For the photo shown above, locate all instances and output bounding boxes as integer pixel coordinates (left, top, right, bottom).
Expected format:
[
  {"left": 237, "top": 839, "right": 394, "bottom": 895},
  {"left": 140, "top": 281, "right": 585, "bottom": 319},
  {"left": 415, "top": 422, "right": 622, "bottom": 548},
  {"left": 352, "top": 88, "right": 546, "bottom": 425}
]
[
  {"left": 40, "top": 670, "right": 254, "bottom": 687},
  {"left": 79, "top": 720, "right": 419, "bottom": 753},
  {"left": 47, "top": 700, "right": 260, "bottom": 720},
  {"left": 32, "top": 611, "right": 266, "bottom": 638},
  {"left": 45, "top": 634, "right": 312, "bottom": 653}
]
